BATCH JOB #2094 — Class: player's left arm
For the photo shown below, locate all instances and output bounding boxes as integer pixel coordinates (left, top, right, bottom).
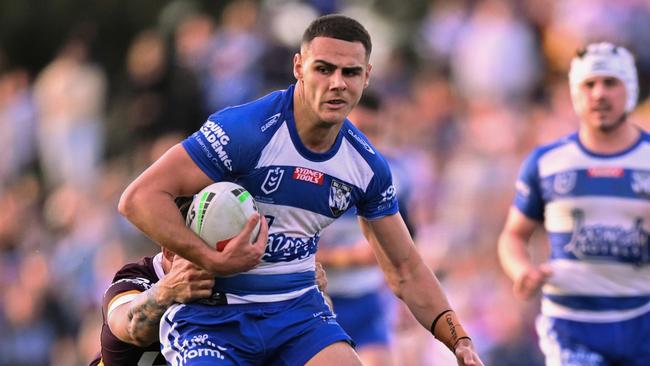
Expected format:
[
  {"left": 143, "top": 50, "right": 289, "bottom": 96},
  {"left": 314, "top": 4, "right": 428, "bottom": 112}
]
[{"left": 359, "top": 213, "right": 484, "bottom": 366}]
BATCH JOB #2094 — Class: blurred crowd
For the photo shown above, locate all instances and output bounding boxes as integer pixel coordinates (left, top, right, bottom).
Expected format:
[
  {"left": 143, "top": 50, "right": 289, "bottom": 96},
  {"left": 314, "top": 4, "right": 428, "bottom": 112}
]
[{"left": 1, "top": 0, "right": 650, "bottom": 365}]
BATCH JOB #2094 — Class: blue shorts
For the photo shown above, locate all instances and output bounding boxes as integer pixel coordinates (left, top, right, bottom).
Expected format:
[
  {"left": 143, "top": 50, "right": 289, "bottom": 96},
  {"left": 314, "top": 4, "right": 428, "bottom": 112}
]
[
  {"left": 536, "top": 311, "right": 650, "bottom": 366},
  {"left": 331, "top": 289, "right": 393, "bottom": 347},
  {"left": 161, "top": 289, "right": 352, "bottom": 366}
]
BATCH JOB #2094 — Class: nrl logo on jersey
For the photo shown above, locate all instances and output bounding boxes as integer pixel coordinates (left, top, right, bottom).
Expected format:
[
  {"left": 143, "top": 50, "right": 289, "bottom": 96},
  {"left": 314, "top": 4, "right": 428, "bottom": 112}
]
[
  {"left": 261, "top": 167, "right": 284, "bottom": 194},
  {"left": 329, "top": 180, "right": 352, "bottom": 217},
  {"left": 553, "top": 171, "right": 576, "bottom": 194}
]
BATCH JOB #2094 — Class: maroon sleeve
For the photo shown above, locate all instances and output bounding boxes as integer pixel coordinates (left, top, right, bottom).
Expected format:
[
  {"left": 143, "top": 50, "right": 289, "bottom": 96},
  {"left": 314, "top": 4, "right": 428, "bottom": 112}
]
[
  {"left": 102, "top": 257, "right": 158, "bottom": 315},
  {"left": 93, "top": 256, "right": 166, "bottom": 366}
]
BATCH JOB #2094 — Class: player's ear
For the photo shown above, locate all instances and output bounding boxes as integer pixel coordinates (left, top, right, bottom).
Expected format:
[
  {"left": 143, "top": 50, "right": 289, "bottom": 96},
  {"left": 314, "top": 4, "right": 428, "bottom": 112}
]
[
  {"left": 364, "top": 63, "right": 372, "bottom": 88},
  {"left": 293, "top": 53, "right": 303, "bottom": 80}
]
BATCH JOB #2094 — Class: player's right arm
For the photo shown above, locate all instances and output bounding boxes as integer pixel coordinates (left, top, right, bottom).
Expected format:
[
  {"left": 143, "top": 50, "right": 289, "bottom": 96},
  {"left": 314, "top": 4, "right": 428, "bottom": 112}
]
[
  {"left": 118, "top": 144, "right": 267, "bottom": 275},
  {"left": 498, "top": 148, "right": 552, "bottom": 300},
  {"left": 108, "top": 256, "right": 215, "bottom": 346},
  {"left": 497, "top": 207, "right": 551, "bottom": 300}
]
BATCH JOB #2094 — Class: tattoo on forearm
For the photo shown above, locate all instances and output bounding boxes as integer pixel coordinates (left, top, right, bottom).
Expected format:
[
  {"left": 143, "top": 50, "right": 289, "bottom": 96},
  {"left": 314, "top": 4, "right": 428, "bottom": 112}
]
[{"left": 126, "top": 284, "right": 169, "bottom": 343}]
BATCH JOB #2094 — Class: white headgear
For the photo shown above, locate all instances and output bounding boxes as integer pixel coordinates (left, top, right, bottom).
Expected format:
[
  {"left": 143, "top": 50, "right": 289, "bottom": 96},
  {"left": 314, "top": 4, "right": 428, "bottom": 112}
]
[{"left": 568, "top": 42, "right": 638, "bottom": 113}]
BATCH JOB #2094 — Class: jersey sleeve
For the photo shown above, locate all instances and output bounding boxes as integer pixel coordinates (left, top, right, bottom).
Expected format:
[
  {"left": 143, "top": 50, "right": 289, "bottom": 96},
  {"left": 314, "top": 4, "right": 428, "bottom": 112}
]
[
  {"left": 356, "top": 156, "right": 399, "bottom": 219},
  {"left": 102, "top": 263, "right": 155, "bottom": 318},
  {"left": 181, "top": 108, "right": 262, "bottom": 182},
  {"left": 513, "top": 149, "right": 545, "bottom": 222}
]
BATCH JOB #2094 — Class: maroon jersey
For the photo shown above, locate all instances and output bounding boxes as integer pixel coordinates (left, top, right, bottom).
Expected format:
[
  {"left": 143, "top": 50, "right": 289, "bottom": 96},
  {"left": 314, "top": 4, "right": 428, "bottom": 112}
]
[{"left": 89, "top": 254, "right": 167, "bottom": 366}]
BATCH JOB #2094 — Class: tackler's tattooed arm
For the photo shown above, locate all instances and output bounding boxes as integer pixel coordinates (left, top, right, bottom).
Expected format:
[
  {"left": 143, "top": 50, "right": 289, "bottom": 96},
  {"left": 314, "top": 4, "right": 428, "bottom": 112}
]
[
  {"left": 124, "top": 284, "right": 172, "bottom": 346},
  {"left": 108, "top": 256, "right": 214, "bottom": 347}
]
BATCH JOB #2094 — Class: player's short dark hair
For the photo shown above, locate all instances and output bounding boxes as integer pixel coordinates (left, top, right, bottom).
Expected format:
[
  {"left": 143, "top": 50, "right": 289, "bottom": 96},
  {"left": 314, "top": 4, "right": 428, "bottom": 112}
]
[
  {"left": 302, "top": 14, "right": 372, "bottom": 57},
  {"left": 175, "top": 196, "right": 193, "bottom": 220}
]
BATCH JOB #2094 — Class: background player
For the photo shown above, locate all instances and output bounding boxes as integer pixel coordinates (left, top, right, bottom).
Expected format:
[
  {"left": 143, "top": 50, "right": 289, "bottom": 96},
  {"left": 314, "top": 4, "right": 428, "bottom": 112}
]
[
  {"left": 119, "top": 14, "right": 483, "bottom": 365},
  {"left": 317, "top": 91, "right": 415, "bottom": 366},
  {"left": 498, "top": 42, "right": 650, "bottom": 365}
]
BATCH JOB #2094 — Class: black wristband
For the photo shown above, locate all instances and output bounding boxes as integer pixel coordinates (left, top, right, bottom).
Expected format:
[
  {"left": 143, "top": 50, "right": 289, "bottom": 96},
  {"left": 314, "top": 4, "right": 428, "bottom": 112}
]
[
  {"left": 452, "top": 336, "right": 472, "bottom": 351},
  {"left": 429, "top": 309, "right": 452, "bottom": 335}
]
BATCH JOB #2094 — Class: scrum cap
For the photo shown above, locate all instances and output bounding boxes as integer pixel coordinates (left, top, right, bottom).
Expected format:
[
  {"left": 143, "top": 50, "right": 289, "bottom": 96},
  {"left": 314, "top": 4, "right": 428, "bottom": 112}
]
[{"left": 569, "top": 42, "right": 638, "bottom": 113}]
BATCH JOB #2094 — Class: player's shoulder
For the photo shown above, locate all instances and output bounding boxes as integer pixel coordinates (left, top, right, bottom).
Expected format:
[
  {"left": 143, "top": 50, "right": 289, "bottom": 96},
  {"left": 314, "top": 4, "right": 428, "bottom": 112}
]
[
  {"left": 639, "top": 129, "right": 650, "bottom": 143},
  {"left": 207, "top": 87, "right": 292, "bottom": 137},
  {"left": 102, "top": 256, "right": 160, "bottom": 310},
  {"left": 341, "top": 119, "right": 390, "bottom": 170},
  {"left": 528, "top": 132, "right": 578, "bottom": 162},
  {"left": 109, "top": 256, "right": 159, "bottom": 291}
]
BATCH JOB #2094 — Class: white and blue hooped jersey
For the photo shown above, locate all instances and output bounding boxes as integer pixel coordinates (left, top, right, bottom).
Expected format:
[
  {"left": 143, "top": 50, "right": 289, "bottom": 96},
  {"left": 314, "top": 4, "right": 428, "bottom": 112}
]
[
  {"left": 182, "top": 85, "right": 398, "bottom": 304},
  {"left": 515, "top": 131, "right": 650, "bottom": 323}
]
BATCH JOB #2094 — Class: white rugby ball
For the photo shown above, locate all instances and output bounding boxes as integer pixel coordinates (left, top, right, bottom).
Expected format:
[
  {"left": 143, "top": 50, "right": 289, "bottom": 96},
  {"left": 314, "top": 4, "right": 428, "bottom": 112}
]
[{"left": 186, "top": 182, "right": 260, "bottom": 251}]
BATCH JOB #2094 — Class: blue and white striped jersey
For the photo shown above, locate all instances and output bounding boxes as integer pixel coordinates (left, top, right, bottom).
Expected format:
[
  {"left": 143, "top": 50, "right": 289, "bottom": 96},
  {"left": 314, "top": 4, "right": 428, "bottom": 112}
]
[
  {"left": 515, "top": 131, "right": 650, "bottom": 322},
  {"left": 182, "top": 85, "right": 399, "bottom": 304}
]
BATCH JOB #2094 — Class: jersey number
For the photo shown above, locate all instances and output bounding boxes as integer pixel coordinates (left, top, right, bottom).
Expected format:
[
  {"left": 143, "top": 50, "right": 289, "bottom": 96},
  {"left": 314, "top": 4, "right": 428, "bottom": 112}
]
[{"left": 138, "top": 351, "right": 166, "bottom": 366}]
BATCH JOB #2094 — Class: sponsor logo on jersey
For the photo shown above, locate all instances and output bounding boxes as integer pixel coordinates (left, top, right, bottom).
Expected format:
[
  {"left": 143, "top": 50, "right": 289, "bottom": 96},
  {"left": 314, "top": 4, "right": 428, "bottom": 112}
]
[
  {"left": 631, "top": 171, "right": 650, "bottom": 196},
  {"left": 347, "top": 129, "right": 375, "bottom": 154},
  {"left": 564, "top": 209, "right": 650, "bottom": 264},
  {"left": 515, "top": 180, "right": 531, "bottom": 197},
  {"left": 178, "top": 334, "right": 227, "bottom": 363},
  {"left": 292, "top": 167, "right": 325, "bottom": 185},
  {"left": 113, "top": 277, "right": 153, "bottom": 289},
  {"left": 380, "top": 184, "right": 396, "bottom": 203},
  {"left": 329, "top": 180, "right": 352, "bottom": 217},
  {"left": 553, "top": 171, "right": 577, "bottom": 194},
  {"left": 261, "top": 113, "right": 281, "bottom": 132},
  {"left": 200, "top": 121, "right": 233, "bottom": 171},
  {"left": 261, "top": 167, "right": 284, "bottom": 194},
  {"left": 264, "top": 233, "right": 319, "bottom": 262},
  {"left": 587, "top": 167, "right": 624, "bottom": 177}
]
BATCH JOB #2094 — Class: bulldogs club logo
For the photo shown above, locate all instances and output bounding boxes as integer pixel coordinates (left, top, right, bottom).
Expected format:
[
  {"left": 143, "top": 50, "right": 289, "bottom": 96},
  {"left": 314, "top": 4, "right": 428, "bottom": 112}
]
[
  {"left": 329, "top": 180, "right": 352, "bottom": 217},
  {"left": 632, "top": 171, "right": 650, "bottom": 197}
]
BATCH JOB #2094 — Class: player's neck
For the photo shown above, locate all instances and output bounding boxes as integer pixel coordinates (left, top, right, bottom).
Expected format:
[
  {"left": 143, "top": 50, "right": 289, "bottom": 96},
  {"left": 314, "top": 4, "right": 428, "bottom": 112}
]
[
  {"left": 578, "top": 120, "right": 640, "bottom": 154},
  {"left": 293, "top": 87, "right": 343, "bottom": 153}
]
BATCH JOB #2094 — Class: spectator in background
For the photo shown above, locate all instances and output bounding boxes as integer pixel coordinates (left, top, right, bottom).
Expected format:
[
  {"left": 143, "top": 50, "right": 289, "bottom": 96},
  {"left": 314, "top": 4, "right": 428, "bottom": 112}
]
[
  {"left": 33, "top": 25, "right": 107, "bottom": 190},
  {"left": 201, "top": 0, "right": 265, "bottom": 111},
  {"left": 0, "top": 67, "right": 37, "bottom": 190},
  {"left": 449, "top": 0, "right": 540, "bottom": 106},
  {"left": 498, "top": 42, "right": 650, "bottom": 365},
  {"left": 107, "top": 29, "right": 202, "bottom": 160}
]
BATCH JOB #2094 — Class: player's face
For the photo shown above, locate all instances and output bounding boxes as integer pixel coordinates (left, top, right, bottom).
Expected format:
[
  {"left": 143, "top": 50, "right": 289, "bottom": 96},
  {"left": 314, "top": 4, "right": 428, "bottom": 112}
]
[
  {"left": 294, "top": 37, "right": 371, "bottom": 125},
  {"left": 574, "top": 75, "right": 627, "bottom": 132}
]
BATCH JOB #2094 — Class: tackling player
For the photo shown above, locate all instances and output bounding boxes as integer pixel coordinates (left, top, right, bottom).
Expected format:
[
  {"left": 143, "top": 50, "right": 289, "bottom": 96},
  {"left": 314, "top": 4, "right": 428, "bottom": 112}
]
[{"left": 90, "top": 197, "right": 330, "bottom": 366}]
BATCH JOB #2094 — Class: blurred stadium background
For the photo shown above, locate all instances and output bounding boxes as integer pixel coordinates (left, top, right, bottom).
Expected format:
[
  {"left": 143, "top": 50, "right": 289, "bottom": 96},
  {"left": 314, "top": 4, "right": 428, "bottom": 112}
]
[{"left": 1, "top": 0, "right": 649, "bottom": 365}]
